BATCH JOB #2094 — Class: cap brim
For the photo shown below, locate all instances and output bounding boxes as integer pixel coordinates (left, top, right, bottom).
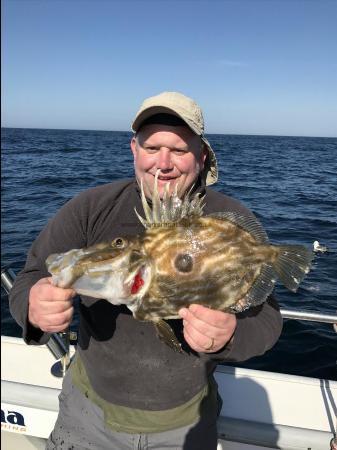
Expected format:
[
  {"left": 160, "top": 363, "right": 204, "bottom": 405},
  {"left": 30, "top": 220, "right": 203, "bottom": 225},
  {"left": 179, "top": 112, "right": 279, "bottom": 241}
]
[{"left": 131, "top": 106, "right": 201, "bottom": 136}]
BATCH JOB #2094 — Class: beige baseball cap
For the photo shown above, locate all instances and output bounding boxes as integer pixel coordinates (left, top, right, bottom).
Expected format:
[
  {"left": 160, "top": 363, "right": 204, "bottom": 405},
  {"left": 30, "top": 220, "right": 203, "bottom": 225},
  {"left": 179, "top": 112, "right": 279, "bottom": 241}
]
[{"left": 131, "top": 91, "right": 218, "bottom": 185}]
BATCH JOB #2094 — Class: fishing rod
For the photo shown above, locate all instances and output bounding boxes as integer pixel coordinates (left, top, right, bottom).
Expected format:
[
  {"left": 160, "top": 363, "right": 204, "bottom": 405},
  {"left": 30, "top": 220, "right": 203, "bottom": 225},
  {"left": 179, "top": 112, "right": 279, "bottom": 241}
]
[{"left": 1, "top": 267, "right": 337, "bottom": 378}]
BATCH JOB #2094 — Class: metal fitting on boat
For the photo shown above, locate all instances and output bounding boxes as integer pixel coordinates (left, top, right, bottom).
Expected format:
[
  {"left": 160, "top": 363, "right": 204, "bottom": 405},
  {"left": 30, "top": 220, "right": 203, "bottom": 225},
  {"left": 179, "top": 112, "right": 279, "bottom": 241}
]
[
  {"left": 1, "top": 267, "right": 16, "bottom": 294},
  {"left": 50, "top": 332, "right": 71, "bottom": 378},
  {"left": 330, "top": 435, "right": 337, "bottom": 450}
]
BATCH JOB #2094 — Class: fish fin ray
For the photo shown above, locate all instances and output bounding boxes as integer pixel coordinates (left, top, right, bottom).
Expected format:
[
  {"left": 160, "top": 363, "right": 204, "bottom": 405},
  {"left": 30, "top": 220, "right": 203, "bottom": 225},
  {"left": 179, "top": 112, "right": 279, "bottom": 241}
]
[
  {"left": 232, "top": 264, "right": 277, "bottom": 312},
  {"left": 152, "top": 171, "right": 161, "bottom": 223},
  {"left": 154, "top": 320, "right": 182, "bottom": 353},
  {"left": 273, "top": 245, "right": 314, "bottom": 292},
  {"left": 134, "top": 208, "right": 148, "bottom": 228},
  {"left": 208, "top": 211, "right": 268, "bottom": 244}
]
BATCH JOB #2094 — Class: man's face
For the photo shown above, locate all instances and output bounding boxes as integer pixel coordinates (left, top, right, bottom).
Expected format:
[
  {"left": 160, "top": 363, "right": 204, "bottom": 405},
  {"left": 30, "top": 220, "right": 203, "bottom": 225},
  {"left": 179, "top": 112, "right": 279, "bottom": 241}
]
[{"left": 130, "top": 124, "right": 207, "bottom": 198}]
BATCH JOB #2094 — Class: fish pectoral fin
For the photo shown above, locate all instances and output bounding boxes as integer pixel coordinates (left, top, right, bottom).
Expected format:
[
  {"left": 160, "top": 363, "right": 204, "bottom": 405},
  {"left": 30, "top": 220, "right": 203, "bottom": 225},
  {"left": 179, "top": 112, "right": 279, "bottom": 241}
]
[{"left": 154, "top": 320, "right": 182, "bottom": 353}]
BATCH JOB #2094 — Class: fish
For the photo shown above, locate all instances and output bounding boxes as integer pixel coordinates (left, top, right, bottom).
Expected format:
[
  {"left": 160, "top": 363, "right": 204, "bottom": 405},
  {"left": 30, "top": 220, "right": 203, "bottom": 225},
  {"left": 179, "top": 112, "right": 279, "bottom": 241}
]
[{"left": 46, "top": 172, "right": 314, "bottom": 352}]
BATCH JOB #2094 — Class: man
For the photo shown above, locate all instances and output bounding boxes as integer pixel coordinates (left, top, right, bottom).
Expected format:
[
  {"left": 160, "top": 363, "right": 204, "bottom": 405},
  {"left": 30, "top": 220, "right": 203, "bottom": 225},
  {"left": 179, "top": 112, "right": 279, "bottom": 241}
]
[{"left": 9, "top": 91, "right": 283, "bottom": 450}]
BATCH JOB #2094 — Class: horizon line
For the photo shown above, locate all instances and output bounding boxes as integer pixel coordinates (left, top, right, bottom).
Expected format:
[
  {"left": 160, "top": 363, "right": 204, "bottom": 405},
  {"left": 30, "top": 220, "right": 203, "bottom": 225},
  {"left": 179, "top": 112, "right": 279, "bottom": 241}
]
[{"left": 1, "top": 126, "right": 336, "bottom": 140}]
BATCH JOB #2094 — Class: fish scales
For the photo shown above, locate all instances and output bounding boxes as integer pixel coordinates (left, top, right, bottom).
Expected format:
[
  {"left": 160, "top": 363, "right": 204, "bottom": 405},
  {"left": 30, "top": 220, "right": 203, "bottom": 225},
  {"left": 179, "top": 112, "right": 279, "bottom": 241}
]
[{"left": 46, "top": 173, "right": 314, "bottom": 351}]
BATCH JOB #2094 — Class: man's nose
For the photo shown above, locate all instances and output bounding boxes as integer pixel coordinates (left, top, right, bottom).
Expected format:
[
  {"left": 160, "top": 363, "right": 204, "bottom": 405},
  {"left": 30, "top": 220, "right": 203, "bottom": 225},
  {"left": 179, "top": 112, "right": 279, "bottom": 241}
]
[{"left": 157, "top": 149, "right": 173, "bottom": 170}]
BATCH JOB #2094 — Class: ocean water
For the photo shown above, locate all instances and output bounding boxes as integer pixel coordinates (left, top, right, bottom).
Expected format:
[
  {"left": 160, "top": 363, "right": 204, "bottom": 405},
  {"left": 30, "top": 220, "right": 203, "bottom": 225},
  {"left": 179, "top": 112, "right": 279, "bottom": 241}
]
[{"left": 1, "top": 127, "right": 337, "bottom": 380}]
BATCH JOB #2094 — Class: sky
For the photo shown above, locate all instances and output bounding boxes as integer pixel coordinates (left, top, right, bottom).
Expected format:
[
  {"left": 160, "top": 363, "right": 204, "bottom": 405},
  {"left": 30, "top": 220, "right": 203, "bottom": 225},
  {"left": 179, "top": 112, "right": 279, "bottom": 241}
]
[{"left": 2, "top": 0, "right": 337, "bottom": 137}]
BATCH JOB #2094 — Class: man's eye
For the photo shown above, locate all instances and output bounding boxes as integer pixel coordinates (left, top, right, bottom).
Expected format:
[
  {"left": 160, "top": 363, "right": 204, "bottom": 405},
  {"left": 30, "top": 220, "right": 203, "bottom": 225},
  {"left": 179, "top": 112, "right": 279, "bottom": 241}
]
[
  {"left": 173, "top": 149, "right": 187, "bottom": 155},
  {"left": 145, "top": 147, "right": 158, "bottom": 153}
]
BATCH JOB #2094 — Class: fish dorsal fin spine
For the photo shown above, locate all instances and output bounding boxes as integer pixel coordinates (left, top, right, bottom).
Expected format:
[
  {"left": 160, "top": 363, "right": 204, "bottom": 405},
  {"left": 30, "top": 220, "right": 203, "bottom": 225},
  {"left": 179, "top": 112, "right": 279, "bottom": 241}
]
[
  {"left": 207, "top": 211, "right": 269, "bottom": 244},
  {"left": 135, "top": 170, "right": 205, "bottom": 228}
]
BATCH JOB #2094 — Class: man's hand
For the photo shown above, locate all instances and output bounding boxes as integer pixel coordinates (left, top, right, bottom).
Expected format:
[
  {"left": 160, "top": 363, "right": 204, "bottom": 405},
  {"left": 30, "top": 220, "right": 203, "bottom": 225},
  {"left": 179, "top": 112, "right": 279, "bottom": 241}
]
[
  {"left": 28, "top": 277, "right": 76, "bottom": 333},
  {"left": 178, "top": 304, "right": 236, "bottom": 353}
]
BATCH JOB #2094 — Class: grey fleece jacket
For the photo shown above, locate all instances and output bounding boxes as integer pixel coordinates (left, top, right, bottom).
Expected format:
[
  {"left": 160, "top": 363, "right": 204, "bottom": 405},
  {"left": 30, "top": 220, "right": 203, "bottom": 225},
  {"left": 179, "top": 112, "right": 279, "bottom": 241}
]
[{"left": 9, "top": 179, "right": 282, "bottom": 410}]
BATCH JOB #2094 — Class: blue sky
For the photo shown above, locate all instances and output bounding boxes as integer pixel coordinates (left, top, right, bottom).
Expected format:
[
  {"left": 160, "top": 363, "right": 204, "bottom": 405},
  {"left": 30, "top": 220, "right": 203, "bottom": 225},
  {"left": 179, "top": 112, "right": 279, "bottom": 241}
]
[{"left": 2, "top": 0, "right": 337, "bottom": 137}]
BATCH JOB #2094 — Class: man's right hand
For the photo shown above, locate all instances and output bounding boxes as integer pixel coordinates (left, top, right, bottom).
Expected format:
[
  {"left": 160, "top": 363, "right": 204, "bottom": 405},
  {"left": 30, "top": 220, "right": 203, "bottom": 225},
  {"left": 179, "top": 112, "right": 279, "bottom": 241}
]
[{"left": 28, "top": 277, "right": 76, "bottom": 333}]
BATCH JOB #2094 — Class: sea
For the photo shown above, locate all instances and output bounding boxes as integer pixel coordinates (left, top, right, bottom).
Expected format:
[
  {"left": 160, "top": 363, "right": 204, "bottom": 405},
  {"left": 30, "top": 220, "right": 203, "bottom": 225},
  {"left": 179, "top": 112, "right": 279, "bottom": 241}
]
[{"left": 1, "top": 127, "right": 337, "bottom": 380}]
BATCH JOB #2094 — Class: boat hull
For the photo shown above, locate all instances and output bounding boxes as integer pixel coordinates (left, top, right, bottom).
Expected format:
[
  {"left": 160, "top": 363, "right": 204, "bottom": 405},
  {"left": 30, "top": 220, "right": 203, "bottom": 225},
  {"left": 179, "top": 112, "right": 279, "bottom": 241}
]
[{"left": 2, "top": 336, "right": 336, "bottom": 450}]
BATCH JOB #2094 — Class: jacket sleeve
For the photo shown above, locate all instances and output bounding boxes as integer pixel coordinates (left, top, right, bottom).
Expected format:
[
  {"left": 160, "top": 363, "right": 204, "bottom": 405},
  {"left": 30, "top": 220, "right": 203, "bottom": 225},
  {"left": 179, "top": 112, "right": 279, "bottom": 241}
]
[
  {"left": 9, "top": 193, "right": 88, "bottom": 345},
  {"left": 210, "top": 294, "right": 283, "bottom": 362}
]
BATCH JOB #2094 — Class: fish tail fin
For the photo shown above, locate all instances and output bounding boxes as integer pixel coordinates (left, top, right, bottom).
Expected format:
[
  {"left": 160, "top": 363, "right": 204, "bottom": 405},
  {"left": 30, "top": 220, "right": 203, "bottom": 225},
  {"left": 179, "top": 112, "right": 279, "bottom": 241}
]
[{"left": 273, "top": 245, "right": 314, "bottom": 292}]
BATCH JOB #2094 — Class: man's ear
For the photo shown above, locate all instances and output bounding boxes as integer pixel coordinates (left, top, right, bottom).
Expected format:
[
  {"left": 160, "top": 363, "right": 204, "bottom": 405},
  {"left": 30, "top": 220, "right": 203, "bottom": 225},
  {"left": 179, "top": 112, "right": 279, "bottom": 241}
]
[
  {"left": 131, "top": 136, "right": 137, "bottom": 157},
  {"left": 202, "top": 145, "right": 207, "bottom": 163},
  {"left": 200, "top": 144, "right": 208, "bottom": 168}
]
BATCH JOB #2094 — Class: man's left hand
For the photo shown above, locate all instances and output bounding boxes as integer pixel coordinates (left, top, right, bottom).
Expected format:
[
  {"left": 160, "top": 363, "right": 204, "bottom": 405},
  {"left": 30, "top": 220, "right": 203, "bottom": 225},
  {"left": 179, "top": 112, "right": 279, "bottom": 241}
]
[{"left": 178, "top": 304, "right": 237, "bottom": 353}]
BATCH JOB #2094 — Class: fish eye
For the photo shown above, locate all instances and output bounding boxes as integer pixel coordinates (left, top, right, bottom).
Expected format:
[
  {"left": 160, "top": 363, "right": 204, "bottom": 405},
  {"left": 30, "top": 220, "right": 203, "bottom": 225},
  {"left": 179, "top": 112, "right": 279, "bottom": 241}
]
[
  {"left": 112, "top": 237, "right": 126, "bottom": 248},
  {"left": 174, "top": 253, "right": 193, "bottom": 273}
]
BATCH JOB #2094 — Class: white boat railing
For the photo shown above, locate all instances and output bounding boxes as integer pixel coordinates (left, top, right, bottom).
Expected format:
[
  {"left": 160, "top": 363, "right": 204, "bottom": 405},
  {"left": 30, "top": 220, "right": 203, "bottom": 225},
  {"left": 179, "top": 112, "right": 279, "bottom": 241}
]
[{"left": 280, "top": 308, "right": 337, "bottom": 324}]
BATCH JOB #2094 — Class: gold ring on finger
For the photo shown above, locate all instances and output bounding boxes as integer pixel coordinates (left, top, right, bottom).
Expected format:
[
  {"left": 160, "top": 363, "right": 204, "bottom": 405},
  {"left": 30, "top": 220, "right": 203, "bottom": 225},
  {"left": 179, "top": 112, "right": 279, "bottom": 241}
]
[{"left": 204, "top": 337, "right": 215, "bottom": 351}]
